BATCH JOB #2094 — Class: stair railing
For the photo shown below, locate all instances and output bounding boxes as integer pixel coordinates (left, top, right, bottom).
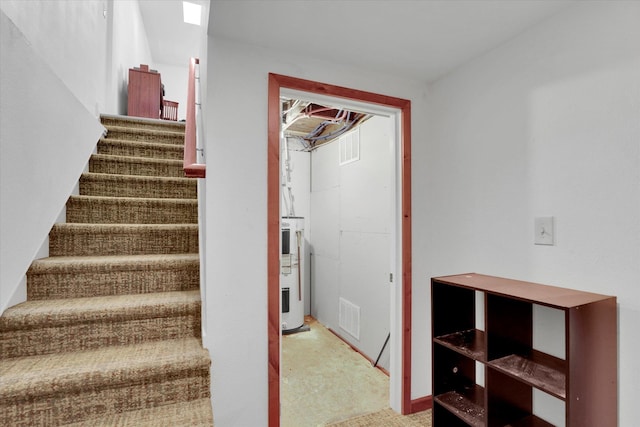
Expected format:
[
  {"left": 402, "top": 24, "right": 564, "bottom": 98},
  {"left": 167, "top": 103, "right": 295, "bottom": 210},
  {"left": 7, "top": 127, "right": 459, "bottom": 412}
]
[
  {"left": 184, "top": 57, "right": 206, "bottom": 178},
  {"left": 182, "top": 57, "right": 208, "bottom": 341}
]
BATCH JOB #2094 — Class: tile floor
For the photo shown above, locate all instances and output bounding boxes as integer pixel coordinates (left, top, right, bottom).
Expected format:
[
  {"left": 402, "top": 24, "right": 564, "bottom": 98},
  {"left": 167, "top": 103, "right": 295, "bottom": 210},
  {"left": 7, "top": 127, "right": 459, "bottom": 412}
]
[{"left": 281, "top": 317, "right": 390, "bottom": 427}]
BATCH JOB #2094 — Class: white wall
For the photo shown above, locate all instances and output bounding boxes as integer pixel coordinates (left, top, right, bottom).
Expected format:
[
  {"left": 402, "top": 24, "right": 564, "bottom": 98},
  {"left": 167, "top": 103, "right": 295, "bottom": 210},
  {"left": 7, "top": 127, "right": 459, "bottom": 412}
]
[
  {"left": 204, "top": 38, "right": 425, "bottom": 426},
  {"left": 155, "top": 62, "right": 189, "bottom": 121},
  {"left": 1, "top": 0, "right": 107, "bottom": 116},
  {"left": 309, "top": 141, "right": 340, "bottom": 327},
  {"left": 0, "top": 0, "right": 155, "bottom": 119},
  {"left": 310, "top": 117, "right": 393, "bottom": 370},
  {"left": 108, "top": 0, "right": 154, "bottom": 115},
  {"left": 205, "top": 2, "right": 638, "bottom": 425},
  {"left": 417, "top": 2, "right": 640, "bottom": 424},
  {"left": 3, "top": 0, "right": 158, "bottom": 117},
  {"left": 0, "top": 10, "right": 105, "bottom": 312},
  {"left": 0, "top": 0, "right": 155, "bottom": 312}
]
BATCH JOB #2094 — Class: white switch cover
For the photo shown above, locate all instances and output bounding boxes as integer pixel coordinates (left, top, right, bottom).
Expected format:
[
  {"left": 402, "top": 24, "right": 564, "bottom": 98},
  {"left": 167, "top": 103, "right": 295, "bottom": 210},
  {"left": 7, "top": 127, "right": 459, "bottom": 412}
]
[{"left": 534, "top": 217, "right": 554, "bottom": 245}]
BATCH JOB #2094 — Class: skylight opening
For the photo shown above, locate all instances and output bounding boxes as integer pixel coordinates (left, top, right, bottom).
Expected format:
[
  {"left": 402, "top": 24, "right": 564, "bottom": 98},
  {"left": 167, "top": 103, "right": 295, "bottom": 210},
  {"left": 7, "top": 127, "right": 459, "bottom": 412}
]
[{"left": 183, "top": 1, "right": 202, "bottom": 26}]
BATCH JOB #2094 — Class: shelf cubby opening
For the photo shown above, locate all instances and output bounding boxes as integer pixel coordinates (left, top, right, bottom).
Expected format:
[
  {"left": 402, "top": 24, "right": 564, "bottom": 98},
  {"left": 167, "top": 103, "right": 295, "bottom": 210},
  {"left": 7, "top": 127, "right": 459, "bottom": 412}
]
[
  {"left": 434, "top": 343, "right": 477, "bottom": 394},
  {"left": 433, "top": 344, "right": 485, "bottom": 426},
  {"left": 487, "top": 366, "right": 557, "bottom": 427},
  {"left": 486, "top": 293, "right": 567, "bottom": 400},
  {"left": 486, "top": 294, "right": 532, "bottom": 361},
  {"left": 432, "top": 281, "right": 476, "bottom": 338}
]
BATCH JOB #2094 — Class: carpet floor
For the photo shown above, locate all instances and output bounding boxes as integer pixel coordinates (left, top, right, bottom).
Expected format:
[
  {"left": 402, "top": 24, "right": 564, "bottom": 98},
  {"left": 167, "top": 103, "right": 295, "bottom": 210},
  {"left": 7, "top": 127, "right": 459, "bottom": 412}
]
[{"left": 327, "top": 408, "right": 432, "bottom": 427}]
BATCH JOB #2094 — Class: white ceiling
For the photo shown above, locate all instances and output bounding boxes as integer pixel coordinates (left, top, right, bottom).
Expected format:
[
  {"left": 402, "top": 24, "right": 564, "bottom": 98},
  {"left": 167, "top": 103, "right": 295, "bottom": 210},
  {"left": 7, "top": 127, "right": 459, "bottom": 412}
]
[
  {"left": 142, "top": 0, "right": 574, "bottom": 82},
  {"left": 138, "top": 0, "right": 209, "bottom": 67}
]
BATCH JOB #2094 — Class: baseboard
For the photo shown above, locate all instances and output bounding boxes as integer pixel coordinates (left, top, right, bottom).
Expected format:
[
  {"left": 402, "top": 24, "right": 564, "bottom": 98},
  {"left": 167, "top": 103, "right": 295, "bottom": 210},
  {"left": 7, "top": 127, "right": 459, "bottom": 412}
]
[{"left": 409, "top": 395, "right": 433, "bottom": 413}]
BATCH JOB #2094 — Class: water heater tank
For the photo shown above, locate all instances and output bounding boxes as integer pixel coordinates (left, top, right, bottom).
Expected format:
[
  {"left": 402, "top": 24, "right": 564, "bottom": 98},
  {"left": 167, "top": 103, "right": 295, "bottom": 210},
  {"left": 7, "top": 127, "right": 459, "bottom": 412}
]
[{"left": 281, "top": 217, "right": 305, "bottom": 332}]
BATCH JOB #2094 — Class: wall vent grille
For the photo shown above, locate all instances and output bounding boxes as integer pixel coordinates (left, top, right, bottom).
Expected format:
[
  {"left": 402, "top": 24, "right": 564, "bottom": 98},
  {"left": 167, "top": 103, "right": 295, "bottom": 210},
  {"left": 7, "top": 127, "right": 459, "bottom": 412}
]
[
  {"left": 339, "top": 297, "right": 360, "bottom": 340},
  {"left": 339, "top": 129, "right": 360, "bottom": 165}
]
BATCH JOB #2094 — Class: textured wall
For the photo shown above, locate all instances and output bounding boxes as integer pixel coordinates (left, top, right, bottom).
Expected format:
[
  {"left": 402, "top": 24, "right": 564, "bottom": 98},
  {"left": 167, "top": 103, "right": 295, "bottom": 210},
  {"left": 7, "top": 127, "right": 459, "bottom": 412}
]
[
  {"left": 419, "top": 3, "right": 639, "bottom": 424},
  {"left": 311, "top": 115, "right": 393, "bottom": 371},
  {"left": 1, "top": 0, "right": 107, "bottom": 115},
  {"left": 0, "top": 10, "right": 105, "bottom": 312},
  {"left": 204, "top": 38, "right": 424, "bottom": 426},
  {"left": 0, "top": 0, "right": 154, "bottom": 311}
]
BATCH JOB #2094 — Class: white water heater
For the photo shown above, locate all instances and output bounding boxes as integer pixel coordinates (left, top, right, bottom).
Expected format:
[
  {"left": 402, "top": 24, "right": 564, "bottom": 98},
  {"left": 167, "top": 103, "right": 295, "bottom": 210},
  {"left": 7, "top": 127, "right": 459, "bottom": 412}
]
[{"left": 281, "top": 217, "right": 305, "bottom": 332}]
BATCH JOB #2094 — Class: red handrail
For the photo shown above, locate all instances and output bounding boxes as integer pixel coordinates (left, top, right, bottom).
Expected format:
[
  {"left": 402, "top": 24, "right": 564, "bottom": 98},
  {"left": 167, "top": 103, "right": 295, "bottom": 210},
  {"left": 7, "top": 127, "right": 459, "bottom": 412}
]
[{"left": 184, "top": 57, "right": 206, "bottom": 178}]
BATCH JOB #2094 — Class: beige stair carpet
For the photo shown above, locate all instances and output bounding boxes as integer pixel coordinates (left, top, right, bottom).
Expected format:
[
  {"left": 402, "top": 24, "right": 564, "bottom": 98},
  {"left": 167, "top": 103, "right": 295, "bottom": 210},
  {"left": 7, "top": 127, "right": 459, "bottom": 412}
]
[
  {"left": 0, "top": 114, "right": 213, "bottom": 426},
  {"left": 79, "top": 173, "right": 197, "bottom": 199},
  {"left": 97, "top": 138, "right": 185, "bottom": 160},
  {"left": 26, "top": 254, "right": 200, "bottom": 299},
  {"left": 327, "top": 408, "right": 432, "bottom": 427}
]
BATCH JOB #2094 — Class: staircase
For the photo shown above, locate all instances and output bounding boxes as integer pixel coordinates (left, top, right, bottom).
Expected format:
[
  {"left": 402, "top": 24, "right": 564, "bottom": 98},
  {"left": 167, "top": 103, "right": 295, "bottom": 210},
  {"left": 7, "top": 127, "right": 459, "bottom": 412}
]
[{"left": 0, "top": 115, "right": 213, "bottom": 426}]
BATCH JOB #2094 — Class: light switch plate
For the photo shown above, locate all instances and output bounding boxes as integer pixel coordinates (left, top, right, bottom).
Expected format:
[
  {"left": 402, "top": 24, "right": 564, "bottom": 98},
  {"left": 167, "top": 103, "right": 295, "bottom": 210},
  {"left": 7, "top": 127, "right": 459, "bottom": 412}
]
[{"left": 534, "top": 217, "right": 554, "bottom": 245}]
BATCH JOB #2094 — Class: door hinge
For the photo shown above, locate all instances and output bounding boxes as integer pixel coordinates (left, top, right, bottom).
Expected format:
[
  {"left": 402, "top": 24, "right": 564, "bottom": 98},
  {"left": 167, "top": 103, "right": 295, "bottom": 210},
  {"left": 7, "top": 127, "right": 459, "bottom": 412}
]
[{"left": 389, "top": 273, "right": 393, "bottom": 283}]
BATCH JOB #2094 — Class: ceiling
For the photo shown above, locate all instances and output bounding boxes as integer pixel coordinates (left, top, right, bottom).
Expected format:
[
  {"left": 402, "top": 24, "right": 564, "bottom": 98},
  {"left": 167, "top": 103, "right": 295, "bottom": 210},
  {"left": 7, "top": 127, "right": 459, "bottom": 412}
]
[
  {"left": 207, "top": 0, "right": 574, "bottom": 82},
  {"left": 141, "top": 0, "right": 574, "bottom": 82},
  {"left": 139, "top": 1, "right": 574, "bottom": 145},
  {"left": 138, "top": 0, "right": 209, "bottom": 67}
]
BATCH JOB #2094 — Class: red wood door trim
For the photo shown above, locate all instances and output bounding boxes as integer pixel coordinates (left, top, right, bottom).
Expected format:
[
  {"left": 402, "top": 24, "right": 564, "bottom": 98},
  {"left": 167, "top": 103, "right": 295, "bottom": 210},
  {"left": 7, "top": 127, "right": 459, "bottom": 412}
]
[
  {"left": 267, "top": 74, "right": 282, "bottom": 427},
  {"left": 267, "top": 73, "right": 412, "bottom": 426}
]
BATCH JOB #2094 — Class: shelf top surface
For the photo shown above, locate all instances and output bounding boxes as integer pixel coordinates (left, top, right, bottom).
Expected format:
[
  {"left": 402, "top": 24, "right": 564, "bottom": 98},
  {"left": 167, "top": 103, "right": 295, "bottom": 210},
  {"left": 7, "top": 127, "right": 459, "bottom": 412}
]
[{"left": 432, "top": 273, "right": 615, "bottom": 308}]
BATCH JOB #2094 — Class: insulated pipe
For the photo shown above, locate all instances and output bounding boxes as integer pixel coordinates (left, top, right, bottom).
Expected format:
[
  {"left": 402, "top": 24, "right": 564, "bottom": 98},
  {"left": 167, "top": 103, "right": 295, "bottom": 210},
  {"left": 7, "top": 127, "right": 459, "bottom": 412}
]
[
  {"left": 302, "top": 106, "right": 334, "bottom": 115},
  {"left": 304, "top": 112, "right": 357, "bottom": 142},
  {"left": 281, "top": 133, "right": 295, "bottom": 216},
  {"left": 302, "top": 106, "right": 348, "bottom": 122},
  {"left": 305, "top": 118, "right": 358, "bottom": 142}
]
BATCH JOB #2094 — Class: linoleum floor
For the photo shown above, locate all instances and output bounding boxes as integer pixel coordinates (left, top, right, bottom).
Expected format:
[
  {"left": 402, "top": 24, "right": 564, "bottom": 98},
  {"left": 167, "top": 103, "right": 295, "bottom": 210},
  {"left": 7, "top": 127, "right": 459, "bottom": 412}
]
[{"left": 281, "top": 317, "right": 390, "bottom": 427}]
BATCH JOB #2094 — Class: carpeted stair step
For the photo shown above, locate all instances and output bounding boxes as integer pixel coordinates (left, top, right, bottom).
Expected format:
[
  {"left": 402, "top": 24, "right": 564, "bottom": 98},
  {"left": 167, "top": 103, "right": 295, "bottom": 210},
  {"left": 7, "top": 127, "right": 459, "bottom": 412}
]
[
  {"left": 97, "top": 138, "right": 185, "bottom": 160},
  {"left": 49, "top": 223, "right": 199, "bottom": 256},
  {"left": 89, "top": 154, "right": 185, "bottom": 178},
  {"left": 79, "top": 173, "right": 197, "bottom": 199},
  {"left": 101, "top": 114, "right": 185, "bottom": 133},
  {"left": 27, "top": 254, "right": 200, "bottom": 300},
  {"left": 64, "top": 398, "right": 214, "bottom": 427},
  {"left": 66, "top": 195, "right": 198, "bottom": 224},
  {"left": 103, "top": 125, "right": 185, "bottom": 145},
  {"left": 0, "top": 338, "right": 211, "bottom": 427},
  {"left": 0, "top": 291, "right": 202, "bottom": 358}
]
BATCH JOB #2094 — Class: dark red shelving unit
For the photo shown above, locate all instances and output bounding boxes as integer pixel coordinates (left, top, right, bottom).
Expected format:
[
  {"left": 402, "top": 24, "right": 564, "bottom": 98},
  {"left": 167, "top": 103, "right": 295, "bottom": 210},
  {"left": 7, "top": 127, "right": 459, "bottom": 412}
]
[{"left": 431, "top": 273, "right": 617, "bottom": 427}]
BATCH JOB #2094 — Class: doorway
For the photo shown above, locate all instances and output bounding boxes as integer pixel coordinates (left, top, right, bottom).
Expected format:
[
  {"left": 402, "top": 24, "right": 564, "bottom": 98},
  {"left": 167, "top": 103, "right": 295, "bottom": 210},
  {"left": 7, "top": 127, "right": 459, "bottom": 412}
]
[{"left": 267, "top": 74, "right": 412, "bottom": 427}]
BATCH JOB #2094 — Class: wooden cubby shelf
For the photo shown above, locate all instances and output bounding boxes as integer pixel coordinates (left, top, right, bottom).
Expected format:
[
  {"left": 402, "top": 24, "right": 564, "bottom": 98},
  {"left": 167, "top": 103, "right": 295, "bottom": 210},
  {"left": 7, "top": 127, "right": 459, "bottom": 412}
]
[
  {"left": 434, "top": 329, "right": 486, "bottom": 361},
  {"left": 431, "top": 273, "right": 617, "bottom": 427},
  {"left": 488, "top": 354, "right": 565, "bottom": 400},
  {"left": 506, "top": 414, "right": 556, "bottom": 427},
  {"left": 434, "top": 385, "right": 486, "bottom": 427}
]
